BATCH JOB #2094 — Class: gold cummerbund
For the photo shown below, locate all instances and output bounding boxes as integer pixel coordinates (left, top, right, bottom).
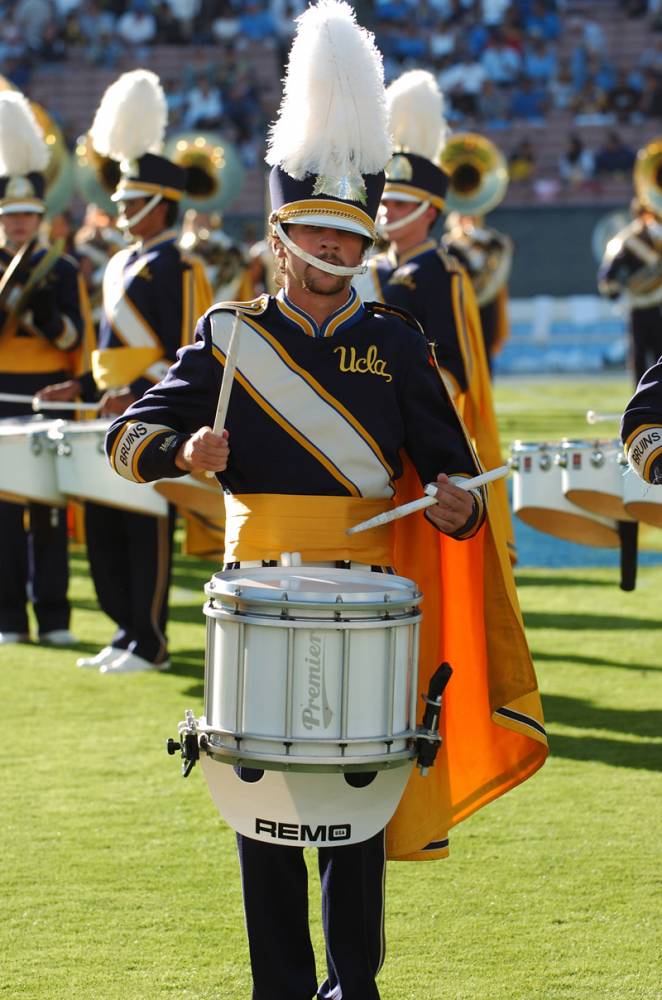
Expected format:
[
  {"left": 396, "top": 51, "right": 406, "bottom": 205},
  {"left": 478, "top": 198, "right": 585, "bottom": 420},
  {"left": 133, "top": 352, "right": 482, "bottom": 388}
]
[
  {"left": 92, "top": 346, "right": 163, "bottom": 390},
  {"left": 0, "top": 336, "right": 72, "bottom": 374},
  {"left": 224, "top": 493, "right": 395, "bottom": 564}
]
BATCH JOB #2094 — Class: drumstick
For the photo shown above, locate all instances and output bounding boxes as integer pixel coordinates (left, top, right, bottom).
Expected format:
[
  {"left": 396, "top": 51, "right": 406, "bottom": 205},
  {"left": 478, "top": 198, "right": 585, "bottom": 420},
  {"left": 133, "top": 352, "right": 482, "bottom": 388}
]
[
  {"left": 212, "top": 312, "right": 241, "bottom": 434},
  {"left": 347, "top": 465, "right": 510, "bottom": 535},
  {"left": 205, "top": 311, "right": 241, "bottom": 479},
  {"left": 0, "top": 391, "right": 101, "bottom": 412},
  {"left": 586, "top": 409, "right": 621, "bottom": 425}
]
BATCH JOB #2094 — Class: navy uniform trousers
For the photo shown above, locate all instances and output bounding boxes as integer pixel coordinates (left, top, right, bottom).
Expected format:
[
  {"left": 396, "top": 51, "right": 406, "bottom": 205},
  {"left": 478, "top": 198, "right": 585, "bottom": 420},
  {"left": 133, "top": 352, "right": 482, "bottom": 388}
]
[
  {"left": 0, "top": 374, "right": 70, "bottom": 636},
  {"left": 84, "top": 501, "right": 176, "bottom": 663},
  {"left": 237, "top": 829, "right": 386, "bottom": 1000}
]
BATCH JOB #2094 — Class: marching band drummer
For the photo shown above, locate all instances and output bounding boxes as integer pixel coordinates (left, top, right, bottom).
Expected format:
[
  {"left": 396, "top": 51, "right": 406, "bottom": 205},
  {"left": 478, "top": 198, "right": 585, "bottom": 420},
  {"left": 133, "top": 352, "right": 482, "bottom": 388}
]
[
  {"left": 0, "top": 91, "right": 92, "bottom": 648},
  {"left": 104, "top": 6, "right": 547, "bottom": 998},
  {"left": 622, "top": 355, "right": 662, "bottom": 484},
  {"left": 598, "top": 196, "right": 662, "bottom": 385},
  {"left": 354, "top": 69, "right": 516, "bottom": 564},
  {"left": 39, "top": 70, "right": 212, "bottom": 674}
]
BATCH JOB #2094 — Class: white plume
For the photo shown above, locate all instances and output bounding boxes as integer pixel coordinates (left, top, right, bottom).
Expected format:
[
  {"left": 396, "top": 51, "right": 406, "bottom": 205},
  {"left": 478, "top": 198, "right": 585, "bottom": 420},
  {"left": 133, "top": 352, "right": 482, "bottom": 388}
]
[
  {"left": 266, "top": 0, "right": 391, "bottom": 179},
  {"left": 0, "top": 91, "right": 48, "bottom": 176},
  {"left": 90, "top": 69, "right": 167, "bottom": 161},
  {"left": 386, "top": 70, "right": 449, "bottom": 161}
]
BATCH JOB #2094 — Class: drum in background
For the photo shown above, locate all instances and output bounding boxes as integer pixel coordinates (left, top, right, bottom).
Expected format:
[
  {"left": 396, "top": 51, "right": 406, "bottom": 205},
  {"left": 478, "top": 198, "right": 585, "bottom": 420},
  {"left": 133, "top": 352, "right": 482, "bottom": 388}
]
[
  {"left": 559, "top": 438, "right": 632, "bottom": 522},
  {"left": 623, "top": 471, "right": 662, "bottom": 528},
  {"left": 154, "top": 471, "right": 224, "bottom": 520},
  {"left": 48, "top": 419, "right": 169, "bottom": 517},
  {"left": 192, "top": 566, "right": 423, "bottom": 846},
  {"left": 510, "top": 441, "right": 620, "bottom": 547},
  {"left": 0, "top": 415, "right": 64, "bottom": 506}
]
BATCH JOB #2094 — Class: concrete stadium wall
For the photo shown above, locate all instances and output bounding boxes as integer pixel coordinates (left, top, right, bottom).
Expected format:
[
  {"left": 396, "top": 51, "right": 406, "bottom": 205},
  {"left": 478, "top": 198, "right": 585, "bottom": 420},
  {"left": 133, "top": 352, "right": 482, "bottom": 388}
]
[{"left": 490, "top": 202, "right": 632, "bottom": 298}]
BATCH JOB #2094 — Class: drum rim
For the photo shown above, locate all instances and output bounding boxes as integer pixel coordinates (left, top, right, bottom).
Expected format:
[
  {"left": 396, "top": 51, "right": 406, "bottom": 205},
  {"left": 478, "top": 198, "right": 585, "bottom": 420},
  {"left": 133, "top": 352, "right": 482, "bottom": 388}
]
[{"left": 206, "top": 566, "right": 422, "bottom": 609}]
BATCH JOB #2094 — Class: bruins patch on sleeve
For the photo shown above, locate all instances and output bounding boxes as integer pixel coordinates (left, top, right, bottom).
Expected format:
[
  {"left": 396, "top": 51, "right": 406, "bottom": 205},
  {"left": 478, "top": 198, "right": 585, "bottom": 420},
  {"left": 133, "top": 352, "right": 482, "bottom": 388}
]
[{"left": 365, "top": 300, "right": 424, "bottom": 335}]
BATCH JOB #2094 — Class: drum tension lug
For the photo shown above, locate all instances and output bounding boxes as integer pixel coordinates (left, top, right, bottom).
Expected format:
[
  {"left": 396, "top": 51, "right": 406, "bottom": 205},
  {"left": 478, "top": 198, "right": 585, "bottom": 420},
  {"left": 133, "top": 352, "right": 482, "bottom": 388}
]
[
  {"left": 416, "top": 662, "right": 453, "bottom": 776},
  {"left": 166, "top": 731, "right": 201, "bottom": 778}
]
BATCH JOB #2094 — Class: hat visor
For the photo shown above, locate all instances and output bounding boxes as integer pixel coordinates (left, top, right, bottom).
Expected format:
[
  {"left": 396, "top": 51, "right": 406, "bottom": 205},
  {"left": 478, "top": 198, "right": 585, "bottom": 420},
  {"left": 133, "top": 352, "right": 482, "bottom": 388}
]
[
  {"left": 0, "top": 201, "right": 45, "bottom": 215},
  {"left": 285, "top": 212, "right": 374, "bottom": 241},
  {"left": 381, "top": 190, "right": 425, "bottom": 204}
]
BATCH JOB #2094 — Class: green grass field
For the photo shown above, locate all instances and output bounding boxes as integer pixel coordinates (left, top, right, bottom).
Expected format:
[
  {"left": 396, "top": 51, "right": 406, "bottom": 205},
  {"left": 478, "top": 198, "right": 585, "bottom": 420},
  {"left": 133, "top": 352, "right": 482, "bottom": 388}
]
[{"left": 2, "top": 377, "right": 661, "bottom": 1000}]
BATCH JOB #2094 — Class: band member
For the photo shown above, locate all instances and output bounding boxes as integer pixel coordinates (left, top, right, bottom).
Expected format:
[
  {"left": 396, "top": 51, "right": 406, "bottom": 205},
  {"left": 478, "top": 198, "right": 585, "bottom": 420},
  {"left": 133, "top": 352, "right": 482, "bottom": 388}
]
[
  {"left": 73, "top": 203, "right": 125, "bottom": 326},
  {"left": 444, "top": 210, "right": 513, "bottom": 370},
  {"left": 621, "top": 355, "right": 662, "bottom": 483},
  {"left": 104, "top": 5, "right": 546, "bottom": 997},
  {"left": 40, "top": 70, "right": 212, "bottom": 673},
  {"left": 0, "top": 91, "right": 92, "bottom": 647},
  {"left": 178, "top": 208, "right": 247, "bottom": 302},
  {"left": 354, "top": 70, "right": 515, "bottom": 562},
  {"left": 598, "top": 197, "right": 662, "bottom": 385}
]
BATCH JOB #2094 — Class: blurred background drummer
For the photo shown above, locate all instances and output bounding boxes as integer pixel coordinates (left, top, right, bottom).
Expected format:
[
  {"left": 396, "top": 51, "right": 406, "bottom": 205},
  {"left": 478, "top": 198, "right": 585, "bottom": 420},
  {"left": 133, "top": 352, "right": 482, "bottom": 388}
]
[
  {"left": 597, "top": 140, "right": 662, "bottom": 386},
  {"left": 38, "top": 70, "right": 212, "bottom": 674},
  {"left": 0, "top": 89, "right": 92, "bottom": 648},
  {"left": 354, "top": 69, "right": 516, "bottom": 563}
]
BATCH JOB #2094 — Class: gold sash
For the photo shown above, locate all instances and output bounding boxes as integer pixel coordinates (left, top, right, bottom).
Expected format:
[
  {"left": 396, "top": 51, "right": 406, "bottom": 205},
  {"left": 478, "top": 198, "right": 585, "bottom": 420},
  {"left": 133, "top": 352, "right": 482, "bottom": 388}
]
[
  {"left": 224, "top": 493, "right": 394, "bottom": 564},
  {"left": 91, "top": 346, "right": 163, "bottom": 390}
]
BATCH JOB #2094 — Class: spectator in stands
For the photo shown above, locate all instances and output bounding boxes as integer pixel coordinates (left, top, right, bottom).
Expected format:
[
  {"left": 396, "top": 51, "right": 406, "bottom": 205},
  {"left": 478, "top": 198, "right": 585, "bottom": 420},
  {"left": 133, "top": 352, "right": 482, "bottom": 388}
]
[
  {"left": 476, "top": 77, "right": 510, "bottom": 126},
  {"left": 640, "top": 66, "right": 662, "bottom": 117},
  {"left": 481, "top": 27, "right": 522, "bottom": 85},
  {"left": 163, "top": 74, "right": 188, "bottom": 128},
  {"left": 166, "top": 0, "right": 200, "bottom": 41},
  {"left": 549, "top": 58, "right": 576, "bottom": 111},
  {"left": 508, "top": 136, "right": 536, "bottom": 183},
  {"left": 153, "top": 1, "right": 185, "bottom": 43},
  {"left": 524, "top": 0, "right": 561, "bottom": 41},
  {"left": 183, "top": 73, "right": 224, "bottom": 130},
  {"left": 605, "top": 68, "right": 643, "bottom": 122},
  {"left": 594, "top": 130, "right": 636, "bottom": 176},
  {"left": 238, "top": 0, "right": 276, "bottom": 45},
  {"left": 36, "top": 20, "right": 68, "bottom": 62},
  {"left": 482, "top": 0, "right": 511, "bottom": 28},
  {"left": 571, "top": 79, "right": 612, "bottom": 126},
  {"left": 558, "top": 132, "right": 595, "bottom": 186},
  {"left": 79, "top": 1, "right": 115, "bottom": 41},
  {"left": 639, "top": 35, "right": 662, "bottom": 74},
  {"left": 523, "top": 37, "right": 558, "bottom": 85},
  {"left": 116, "top": 0, "right": 156, "bottom": 58},
  {"left": 511, "top": 78, "right": 547, "bottom": 123},
  {"left": 14, "top": 0, "right": 52, "bottom": 52}
]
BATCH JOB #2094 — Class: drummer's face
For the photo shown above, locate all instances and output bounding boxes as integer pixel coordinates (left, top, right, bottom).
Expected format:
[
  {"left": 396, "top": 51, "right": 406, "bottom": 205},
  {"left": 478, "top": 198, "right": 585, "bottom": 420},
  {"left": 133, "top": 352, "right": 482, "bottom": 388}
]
[{"left": 0, "top": 211, "right": 41, "bottom": 248}]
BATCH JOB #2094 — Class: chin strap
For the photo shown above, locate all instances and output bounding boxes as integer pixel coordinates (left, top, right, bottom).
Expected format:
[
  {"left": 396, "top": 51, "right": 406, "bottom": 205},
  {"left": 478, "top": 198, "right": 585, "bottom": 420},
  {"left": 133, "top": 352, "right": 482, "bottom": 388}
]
[
  {"left": 116, "top": 193, "right": 163, "bottom": 232},
  {"left": 274, "top": 221, "right": 368, "bottom": 276},
  {"left": 378, "top": 199, "right": 431, "bottom": 237}
]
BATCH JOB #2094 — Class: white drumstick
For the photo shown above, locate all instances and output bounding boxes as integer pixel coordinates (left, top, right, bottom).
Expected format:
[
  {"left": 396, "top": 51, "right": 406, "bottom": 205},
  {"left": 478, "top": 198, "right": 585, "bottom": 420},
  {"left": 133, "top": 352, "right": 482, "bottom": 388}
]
[
  {"left": 0, "top": 391, "right": 101, "bottom": 412},
  {"left": 586, "top": 409, "right": 621, "bottom": 425},
  {"left": 204, "top": 311, "right": 241, "bottom": 479},
  {"left": 347, "top": 465, "right": 510, "bottom": 535},
  {"left": 212, "top": 311, "right": 241, "bottom": 434}
]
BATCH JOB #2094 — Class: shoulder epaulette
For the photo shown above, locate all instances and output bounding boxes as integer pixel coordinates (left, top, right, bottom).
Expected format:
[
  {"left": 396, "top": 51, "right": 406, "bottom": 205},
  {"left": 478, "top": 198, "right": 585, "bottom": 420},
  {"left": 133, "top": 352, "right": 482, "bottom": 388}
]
[
  {"left": 209, "top": 294, "right": 269, "bottom": 317},
  {"left": 365, "top": 300, "right": 424, "bottom": 335},
  {"left": 435, "top": 246, "right": 466, "bottom": 275}
]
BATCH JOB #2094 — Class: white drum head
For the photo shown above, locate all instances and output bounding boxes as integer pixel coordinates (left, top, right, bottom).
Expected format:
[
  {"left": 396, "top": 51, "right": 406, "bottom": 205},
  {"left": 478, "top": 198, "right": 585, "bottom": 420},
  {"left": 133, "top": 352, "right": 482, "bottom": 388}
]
[{"left": 200, "top": 754, "right": 413, "bottom": 846}]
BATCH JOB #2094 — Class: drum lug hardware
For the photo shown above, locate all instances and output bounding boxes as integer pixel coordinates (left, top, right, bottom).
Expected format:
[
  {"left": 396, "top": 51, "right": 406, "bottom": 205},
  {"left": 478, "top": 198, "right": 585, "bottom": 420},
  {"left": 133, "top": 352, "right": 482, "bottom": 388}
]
[
  {"left": 591, "top": 451, "right": 605, "bottom": 468},
  {"left": 416, "top": 662, "right": 453, "bottom": 776},
  {"left": 167, "top": 710, "right": 201, "bottom": 777}
]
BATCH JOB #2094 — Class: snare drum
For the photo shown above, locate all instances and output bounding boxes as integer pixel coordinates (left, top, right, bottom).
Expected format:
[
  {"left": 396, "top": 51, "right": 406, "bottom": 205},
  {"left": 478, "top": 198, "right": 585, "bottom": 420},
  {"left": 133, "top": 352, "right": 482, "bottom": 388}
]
[
  {"left": 0, "top": 415, "right": 64, "bottom": 506},
  {"left": 193, "top": 566, "right": 423, "bottom": 846},
  {"left": 48, "top": 419, "right": 169, "bottom": 517},
  {"left": 560, "top": 439, "right": 632, "bottom": 522},
  {"left": 623, "top": 471, "right": 662, "bottom": 528},
  {"left": 510, "top": 441, "right": 620, "bottom": 547}
]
